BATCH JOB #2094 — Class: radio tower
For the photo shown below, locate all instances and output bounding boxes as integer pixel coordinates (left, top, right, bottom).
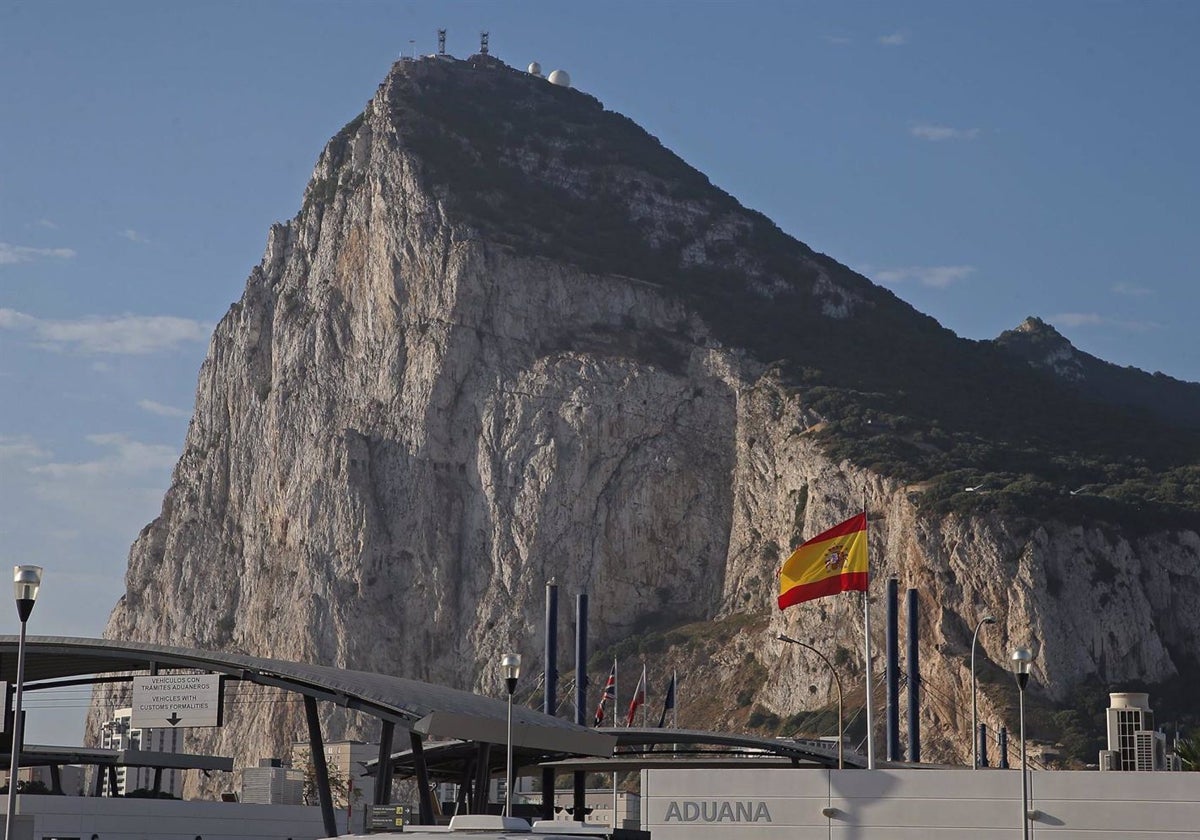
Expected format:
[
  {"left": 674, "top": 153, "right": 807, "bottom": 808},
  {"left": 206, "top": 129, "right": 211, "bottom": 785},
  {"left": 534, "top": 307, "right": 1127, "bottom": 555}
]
[
  {"left": 480, "top": 31, "right": 489, "bottom": 55},
  {"left": 437, "top": 29, "right": 446, "bottom": 56}
]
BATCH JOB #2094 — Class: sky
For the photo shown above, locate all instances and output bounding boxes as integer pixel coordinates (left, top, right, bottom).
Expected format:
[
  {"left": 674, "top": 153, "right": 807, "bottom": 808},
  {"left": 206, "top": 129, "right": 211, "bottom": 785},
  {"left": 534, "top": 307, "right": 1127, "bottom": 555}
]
[{"left": 2, "top": 1, "right": 1198, "bottom": 743}]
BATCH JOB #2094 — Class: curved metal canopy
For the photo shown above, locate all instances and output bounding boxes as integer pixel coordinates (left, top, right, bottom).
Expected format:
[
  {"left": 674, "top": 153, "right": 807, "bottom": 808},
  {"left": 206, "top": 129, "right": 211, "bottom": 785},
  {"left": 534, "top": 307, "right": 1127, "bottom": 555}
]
[{"left": 0, "top": 636, "right": 614, "bottom": 757}]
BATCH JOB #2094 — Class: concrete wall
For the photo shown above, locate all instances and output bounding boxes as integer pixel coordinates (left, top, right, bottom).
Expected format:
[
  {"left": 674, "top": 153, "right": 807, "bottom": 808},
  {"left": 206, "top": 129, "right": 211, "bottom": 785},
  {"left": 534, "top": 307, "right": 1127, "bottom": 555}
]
[
  {"left": 4, "top": 794, "right": 347, "bottom": 840},
  {"left": 641, "top": 767, "right": 1200, "bottom": 839}
]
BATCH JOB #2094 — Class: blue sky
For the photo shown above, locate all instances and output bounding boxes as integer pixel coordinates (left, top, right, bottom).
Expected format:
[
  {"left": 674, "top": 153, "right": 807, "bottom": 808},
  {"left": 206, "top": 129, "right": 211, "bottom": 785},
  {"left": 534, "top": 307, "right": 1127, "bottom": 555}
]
[{"left": 2, "top": 1, "right": 1198, "bottom": 742}]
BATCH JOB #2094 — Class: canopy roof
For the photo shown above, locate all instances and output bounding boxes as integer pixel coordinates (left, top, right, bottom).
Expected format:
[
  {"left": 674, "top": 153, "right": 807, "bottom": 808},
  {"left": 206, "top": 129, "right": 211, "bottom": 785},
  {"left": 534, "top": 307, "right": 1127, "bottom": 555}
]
[{"left": 0, "top": 637, "right": 614, "bottom": 758}]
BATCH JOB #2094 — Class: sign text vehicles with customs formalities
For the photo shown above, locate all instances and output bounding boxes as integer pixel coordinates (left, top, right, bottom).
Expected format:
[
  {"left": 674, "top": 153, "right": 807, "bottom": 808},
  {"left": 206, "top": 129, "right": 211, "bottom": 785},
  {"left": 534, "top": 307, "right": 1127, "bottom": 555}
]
[{"left": 130, "top": 673, "right": 224, "bottom": 729}]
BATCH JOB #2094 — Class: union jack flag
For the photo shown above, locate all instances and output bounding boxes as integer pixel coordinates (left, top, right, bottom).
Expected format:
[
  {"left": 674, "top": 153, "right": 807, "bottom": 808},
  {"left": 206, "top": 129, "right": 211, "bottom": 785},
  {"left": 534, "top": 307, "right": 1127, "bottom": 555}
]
[{"left": 593, "top": 662, "right": 617, "bottom": 726}]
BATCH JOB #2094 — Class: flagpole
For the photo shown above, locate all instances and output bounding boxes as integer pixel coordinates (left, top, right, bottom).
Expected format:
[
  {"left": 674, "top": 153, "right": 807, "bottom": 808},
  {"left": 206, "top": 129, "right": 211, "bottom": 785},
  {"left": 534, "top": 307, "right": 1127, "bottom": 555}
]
[
  {"left": 612, "top": 658, "right": 618, "bottom": 827},
  {"left": 673, "top": 669, "right": 678, "bottom": 729},
  {"left": 863, "top": 492, "right": 876, "bottom": 770},
  {"left": 641, "top": 664, "right": 648, "bottom": 728}
]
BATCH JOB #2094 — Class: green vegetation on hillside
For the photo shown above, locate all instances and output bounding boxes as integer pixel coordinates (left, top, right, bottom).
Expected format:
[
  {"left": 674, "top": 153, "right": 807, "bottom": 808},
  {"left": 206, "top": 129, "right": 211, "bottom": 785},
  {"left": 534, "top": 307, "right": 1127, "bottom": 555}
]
[{"left": 361, "top": 58, "right": 1200, "bottom": 525}]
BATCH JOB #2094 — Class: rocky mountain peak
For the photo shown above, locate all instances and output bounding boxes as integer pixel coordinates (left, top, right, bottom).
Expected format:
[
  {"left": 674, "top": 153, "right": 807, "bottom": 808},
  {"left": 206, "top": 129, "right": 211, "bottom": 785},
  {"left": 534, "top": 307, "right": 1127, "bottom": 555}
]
[{"left": 95, "top": 55, "right": 1200, "bottom": 785}]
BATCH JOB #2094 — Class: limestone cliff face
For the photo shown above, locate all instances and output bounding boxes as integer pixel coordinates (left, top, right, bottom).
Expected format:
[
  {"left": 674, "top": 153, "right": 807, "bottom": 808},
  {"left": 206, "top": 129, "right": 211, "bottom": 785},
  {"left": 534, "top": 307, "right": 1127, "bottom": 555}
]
[{"left": 98, "top": 56, "right": 1200, "bottom": 783}]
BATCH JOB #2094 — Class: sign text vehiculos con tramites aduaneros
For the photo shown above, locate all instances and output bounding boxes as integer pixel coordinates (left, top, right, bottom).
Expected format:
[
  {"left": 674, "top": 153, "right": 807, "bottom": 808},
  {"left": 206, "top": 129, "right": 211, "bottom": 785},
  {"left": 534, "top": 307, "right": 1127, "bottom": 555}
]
[{"left": 130, "top": 673, "right": 223, "bottom": 728}]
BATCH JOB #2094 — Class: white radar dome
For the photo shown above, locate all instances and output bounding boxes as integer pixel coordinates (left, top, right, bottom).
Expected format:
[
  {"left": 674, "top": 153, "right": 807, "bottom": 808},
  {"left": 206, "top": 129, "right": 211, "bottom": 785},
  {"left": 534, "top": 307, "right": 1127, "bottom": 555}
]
[
  {"left": 528, "top": 61, "right": 543, "bottom": 76},
  {"left": 548, "top": 69, "right": 571, "bottom": 88}
]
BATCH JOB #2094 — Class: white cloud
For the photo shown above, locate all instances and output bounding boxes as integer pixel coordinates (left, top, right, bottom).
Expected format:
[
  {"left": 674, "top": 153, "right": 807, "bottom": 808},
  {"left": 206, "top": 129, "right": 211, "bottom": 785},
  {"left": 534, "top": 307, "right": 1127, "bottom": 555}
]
[
  {"left": 0, "top": 435, "right": 49, "bottom": 461},
  {"left": 910, "top": 123, "right": 980, "bottom": 142},
  {"left": 35, "top": 219, "right": 59, "bottom": 230},
  {"left": 824, "top": 35, "right": 852, "bottom": 45},
  {"left": 119, "top": 228, "right": 149, "bottom": 243},
  {"left": 1112, "top": 282, "right": 1154, "bottom": 297},
  {"left": 874, "top": 265, "right": 975, "bottom": 289},
  {"left": 0, "top": 307, "right": 212, "bottom": 354},
  {"left": 0, "top": 242, "right": 76, "bottom": 265},
  {"left": 30, "top": 433, "right": 178, "bottom": 480},
  {"left": 878, "top": 31, "right": 908, "bottom": 46},
  {"left": 1053, "top": 312, "right": 1162, "bottom": 332},
  {"left": 138, "top": 398, "right": 190, "bottom": 418}
]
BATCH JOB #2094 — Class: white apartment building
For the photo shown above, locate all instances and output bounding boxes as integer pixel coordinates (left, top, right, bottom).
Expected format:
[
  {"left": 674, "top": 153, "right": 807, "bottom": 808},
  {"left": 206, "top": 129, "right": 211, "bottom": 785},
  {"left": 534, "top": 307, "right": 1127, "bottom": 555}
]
[
  {"left": 1100, "top": 691, "right": 1168, "bottom": 771},
  {"left": 98, "top": 706, "right": 183, "bottom": 796}
]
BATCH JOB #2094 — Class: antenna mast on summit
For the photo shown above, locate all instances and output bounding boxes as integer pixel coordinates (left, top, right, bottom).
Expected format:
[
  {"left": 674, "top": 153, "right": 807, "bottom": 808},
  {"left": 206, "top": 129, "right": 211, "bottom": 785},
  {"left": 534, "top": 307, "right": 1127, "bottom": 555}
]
[
  {"left": 480, "top": 31, "right": 489, "bottom": 55},
  {"left": 437, "top": 28, "right": 446, "bottom": 56}
]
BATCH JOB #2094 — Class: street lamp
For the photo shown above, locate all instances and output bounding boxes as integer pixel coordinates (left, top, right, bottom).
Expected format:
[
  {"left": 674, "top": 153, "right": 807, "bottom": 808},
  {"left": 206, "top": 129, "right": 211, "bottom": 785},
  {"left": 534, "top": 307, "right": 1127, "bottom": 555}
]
[
  {"left": 501, "top": 653, "right": 521, "bottom": 817},
  {"left": 777, "top": 634, "right": 844, "bottom": 769},
  {"left": 970, "top": 615, "right": 996, "bottom": 768},
  {"left": 1010, "top": 647, "right": 1034, "bottom": 840},
  {"left": 5, "top": 565, "right": 42, "bottom": 840}
]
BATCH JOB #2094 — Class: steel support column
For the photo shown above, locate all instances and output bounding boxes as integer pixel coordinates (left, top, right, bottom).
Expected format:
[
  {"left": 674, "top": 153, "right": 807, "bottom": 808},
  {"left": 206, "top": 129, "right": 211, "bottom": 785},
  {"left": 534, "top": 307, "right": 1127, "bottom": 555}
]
[
  {"left": 472, "top": 742, "right": 491, "bottom": 814},
  {"left": 410, "top": 730, "right": 434, "bottom": 825},
  {"left": 374, "top": 720, "right": 395, "bottom": 806},
  {"left": 304, "top": 695, "right": 338, "bottom": 839}
]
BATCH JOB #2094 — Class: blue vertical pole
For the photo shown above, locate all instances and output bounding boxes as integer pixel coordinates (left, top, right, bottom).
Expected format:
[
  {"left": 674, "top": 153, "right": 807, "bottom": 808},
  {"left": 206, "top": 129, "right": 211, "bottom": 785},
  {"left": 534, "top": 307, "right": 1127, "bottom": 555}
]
[
  {"left": 999, "top": 726, "right": 1010, "bottom": 769},
  {"left": 573, "top": 593, "right": 588, "bottom": 821},
  {"left": 979, "top": 722, "right": 989, "bottom": 768},
  {"left": 906, "top": 588, "right": 920, "bottom": 763},
  {"left": 886, "top": 578, "right": 900, "bottom": 762}
]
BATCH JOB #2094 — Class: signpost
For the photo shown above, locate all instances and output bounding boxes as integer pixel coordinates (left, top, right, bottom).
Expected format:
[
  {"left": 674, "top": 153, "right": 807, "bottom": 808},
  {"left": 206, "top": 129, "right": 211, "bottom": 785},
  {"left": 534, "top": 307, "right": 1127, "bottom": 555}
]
[
  {"left": 369, "top": 805, "right": 405, "bottom": 833},
  {"left": 131, "top": 673, "right": 223, "bottom": 729}
]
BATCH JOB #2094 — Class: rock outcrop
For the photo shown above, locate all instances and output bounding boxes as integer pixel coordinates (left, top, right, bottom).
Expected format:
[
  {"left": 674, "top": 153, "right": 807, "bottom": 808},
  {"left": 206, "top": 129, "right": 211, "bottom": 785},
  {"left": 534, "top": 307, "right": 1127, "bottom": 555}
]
[{"left": 96, "top": 56, "right": 1200, "bottom": 788}]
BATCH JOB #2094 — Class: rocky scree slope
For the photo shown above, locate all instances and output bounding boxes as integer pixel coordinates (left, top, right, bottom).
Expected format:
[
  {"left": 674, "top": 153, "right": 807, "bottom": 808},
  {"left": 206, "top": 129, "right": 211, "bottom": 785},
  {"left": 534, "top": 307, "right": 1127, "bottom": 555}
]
[{"left": 95, "top": 56, "right": 1200, "bottom": 782}]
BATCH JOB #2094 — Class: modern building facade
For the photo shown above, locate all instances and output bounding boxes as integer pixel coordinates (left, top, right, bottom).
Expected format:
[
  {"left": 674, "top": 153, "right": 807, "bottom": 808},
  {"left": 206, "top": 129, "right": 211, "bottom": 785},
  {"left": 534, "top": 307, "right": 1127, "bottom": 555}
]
[
  {"left": 1101, "top": 692, "right": 1168, "bottom": 771},
  {"left": 97, "top": 707, "right": 183, "bottom": 796}
]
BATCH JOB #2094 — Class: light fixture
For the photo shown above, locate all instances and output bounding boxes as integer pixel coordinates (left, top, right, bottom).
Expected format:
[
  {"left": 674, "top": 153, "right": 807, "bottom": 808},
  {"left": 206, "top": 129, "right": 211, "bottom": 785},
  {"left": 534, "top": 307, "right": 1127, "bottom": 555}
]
[
  {"left": 5, "top": 565, "right": 43, "bottom": 840},
  {"left": 777, "top": 634, "right": 844, "bottom": 770},
  {"left": 1010, "top": 647, "right": 1035, "bottom": 840},
  {"left": 501, "top": 653, "right": 521, "bottom": 817},
  {"left": 970, "top": 615, "right": 996, "bottom": 768}
]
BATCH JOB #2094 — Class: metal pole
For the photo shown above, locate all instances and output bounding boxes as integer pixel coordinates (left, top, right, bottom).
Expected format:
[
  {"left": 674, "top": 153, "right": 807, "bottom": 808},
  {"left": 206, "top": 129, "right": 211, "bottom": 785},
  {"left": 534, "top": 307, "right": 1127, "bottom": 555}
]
[
  {"left": 4, "top": 618, "right": 29, "bottom": 840},
  {"left": 970, "top": 616, "right": 994, "bottom": 768},
  {"left": 1019, "top": 684, "right": 1029, "bottom": 840},
  {"left": 906, "top": 588, "right": 920, "bottom": 763},
  {"left": 542, "top": 583, "right": 558, "bottom": 820},
  {"left": 885, "top": 578, "right": 900, "bottom": 762},
  {"left": 505, "top": 692, "right": 514, "bottom": 817},
  {"left": 777, "top": 635, "right": 844, "bottom": 770},
  {"left": 573, "top": 593, "right": 587, "bottom": 822}
]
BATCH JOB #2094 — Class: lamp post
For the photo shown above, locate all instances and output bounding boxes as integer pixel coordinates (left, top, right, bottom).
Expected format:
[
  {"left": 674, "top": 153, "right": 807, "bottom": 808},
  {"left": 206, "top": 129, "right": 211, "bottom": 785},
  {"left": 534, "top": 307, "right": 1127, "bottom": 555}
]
[
  {"left": 970, "top": 615, "right": 996, "bottom": 768},
  {"left": 5, "top": 565, "right": 42, "bottom": 840},
  {"left": 1010, "top": 647, "right": 1034, "bottom": 840},
  {"left": 501, "top": 653, "right": 521, "bottom": 817},
  {"left": 777, "top": 634, "right": 844, "bottom": 770}
]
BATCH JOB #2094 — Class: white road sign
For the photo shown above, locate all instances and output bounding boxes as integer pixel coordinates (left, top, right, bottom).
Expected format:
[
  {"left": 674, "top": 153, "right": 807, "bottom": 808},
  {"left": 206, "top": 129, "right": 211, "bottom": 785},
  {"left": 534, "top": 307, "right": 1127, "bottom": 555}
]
[{"left": 131, "top": 673, "right": 223, "bottom": 729}]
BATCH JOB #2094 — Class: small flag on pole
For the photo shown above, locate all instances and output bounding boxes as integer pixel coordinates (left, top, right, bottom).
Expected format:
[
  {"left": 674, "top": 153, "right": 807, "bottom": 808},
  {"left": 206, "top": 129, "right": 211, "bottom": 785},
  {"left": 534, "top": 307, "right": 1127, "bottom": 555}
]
[
  {"left": 625, "top": 666, "right": 646, "bottom": 726},
  {"left": 656, "top": 672, "right": 676, "bottom": 728},
  {"left": 778, "top": 512, "right": 868, "bottom": 609},
  {"left": 594, "top": 662, "right": 616, "bottom": 726}
]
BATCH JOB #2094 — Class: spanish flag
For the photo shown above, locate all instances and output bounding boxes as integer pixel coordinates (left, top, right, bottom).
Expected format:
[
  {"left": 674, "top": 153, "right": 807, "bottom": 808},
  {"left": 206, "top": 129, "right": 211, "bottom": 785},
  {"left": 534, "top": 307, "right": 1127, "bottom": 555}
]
[{"left": 778, "top": 512, "right": 868, "bottom": 609}]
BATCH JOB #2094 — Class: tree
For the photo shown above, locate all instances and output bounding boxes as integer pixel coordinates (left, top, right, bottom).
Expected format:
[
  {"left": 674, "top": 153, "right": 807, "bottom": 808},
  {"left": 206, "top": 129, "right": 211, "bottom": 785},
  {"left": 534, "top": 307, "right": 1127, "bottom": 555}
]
[
  {"left": 1176, "top": 734, "right": 1200, "bottom": 771},
  {"left": 300, "top": 758, "right": 350, "bottom": 807}
]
